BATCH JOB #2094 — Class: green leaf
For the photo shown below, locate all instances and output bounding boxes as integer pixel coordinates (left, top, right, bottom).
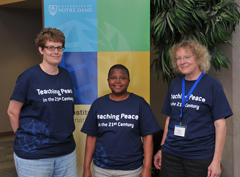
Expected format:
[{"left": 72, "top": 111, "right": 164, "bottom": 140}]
[
  {"left": 166, "top": 12, "right": 174, "bottom": 32},
  {"left": 150, "top": 0, "right": 239, "bottom": 83}
]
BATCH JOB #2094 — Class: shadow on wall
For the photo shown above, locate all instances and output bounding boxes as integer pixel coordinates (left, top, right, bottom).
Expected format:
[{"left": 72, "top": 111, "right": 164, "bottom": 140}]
[{"left": 0, "top": 8, "right": 42, "bottom": 133}]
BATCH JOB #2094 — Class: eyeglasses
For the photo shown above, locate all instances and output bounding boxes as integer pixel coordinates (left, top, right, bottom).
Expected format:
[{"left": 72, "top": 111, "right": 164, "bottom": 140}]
[
  {"left": 44, "top": 46, "right": 65, "bottom": 52},
  {"left": 109, "top": 77, "right": 128, "bottom": 81},
  {"left": 175, "top": 56, "right": 193, "bottom": 62}
]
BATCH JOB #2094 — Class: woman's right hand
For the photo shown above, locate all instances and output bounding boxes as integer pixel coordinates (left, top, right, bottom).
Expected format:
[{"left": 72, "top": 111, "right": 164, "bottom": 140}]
[
  {"left": 82, "top": 168, "right": 92, "bottom": 177},
  {"left": 82, "top": 135, "right": 97, "bottom": 177},
  {"left": 154, "top": 150, "right": 162, "bottom": 170}
]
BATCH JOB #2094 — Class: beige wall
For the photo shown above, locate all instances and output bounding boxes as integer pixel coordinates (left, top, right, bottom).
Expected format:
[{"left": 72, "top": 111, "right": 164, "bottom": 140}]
[
  {"left": 208, "top": 44, "right": 233, "bottom": 177},
  {"left": 0, "top": 8, "right": 42, "bottom": 133},
  {"left": 150, "top": 46, "right": 168, "bottom": 129},
  {"left": 231, "top": 8, "right": 240, "bottom": 176}
]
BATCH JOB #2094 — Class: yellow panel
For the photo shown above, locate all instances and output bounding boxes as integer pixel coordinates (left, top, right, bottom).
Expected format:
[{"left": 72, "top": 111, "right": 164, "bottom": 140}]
[
  {"left": 73, "top": 104, "right": 92, "bottom": 177},
  {"left": 98, "top": 51, "right": 150, "bottom": 104}
]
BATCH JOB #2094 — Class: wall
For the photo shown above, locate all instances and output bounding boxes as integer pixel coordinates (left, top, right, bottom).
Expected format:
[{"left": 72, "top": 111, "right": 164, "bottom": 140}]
[
  {"left": 203, "top": 5, "right": 240, "bottom": 175},
  {"left": 150, "top": 45, "right": 168, "bottom": 129},
  {"left": 231, "top": 7, "right": 240, "bottom": 175},
  {"left": 0, "top": 8, "right": 42, "bottom": 133},
  {"left": 208, "top": 44, "right": 233, "bottom": 177}
]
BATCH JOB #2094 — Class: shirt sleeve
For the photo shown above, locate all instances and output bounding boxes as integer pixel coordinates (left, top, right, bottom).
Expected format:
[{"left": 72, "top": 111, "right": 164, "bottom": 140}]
[
  {"left": 81, "top": 101, "right": 98, "bottom": 136},
  {"left": 161, "top": 83, "right": 173, "bottom": 116},
  {"left": 211, "top": 84, "right": 233, "bottom": 120},
  {"left": 10, "top": 75, "right": 29, "bottom": 104},
  {"left": 139, "top": 98, "right": 160, "bottom": 137}
]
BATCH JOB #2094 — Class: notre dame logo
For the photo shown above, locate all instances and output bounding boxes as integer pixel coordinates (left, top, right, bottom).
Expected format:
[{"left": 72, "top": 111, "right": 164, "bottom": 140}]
[{"left": 49, "top": 5, "right": 57, "bottom": 16}]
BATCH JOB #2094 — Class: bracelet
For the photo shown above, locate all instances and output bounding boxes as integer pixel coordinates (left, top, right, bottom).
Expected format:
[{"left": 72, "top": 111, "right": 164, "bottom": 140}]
[{"left": 158, "top": 145, "right": 163, "bottom": 150}]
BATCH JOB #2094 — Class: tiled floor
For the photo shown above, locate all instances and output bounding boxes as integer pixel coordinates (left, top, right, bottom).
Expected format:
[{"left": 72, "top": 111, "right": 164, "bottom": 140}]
[{"left": 0, "top": 136, "right": 17, "bottom": 177}]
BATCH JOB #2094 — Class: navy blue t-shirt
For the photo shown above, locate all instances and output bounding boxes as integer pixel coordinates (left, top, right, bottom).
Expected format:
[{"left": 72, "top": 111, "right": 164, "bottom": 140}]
[
  {"left": 81, "top": 93, "right": 160, "bottom": 170},
  {"left": 162, "top": 74, "right": 233, "bottom": 159},
  {"left": 11, "top": 65, "right": 75, "bottom": 159}
]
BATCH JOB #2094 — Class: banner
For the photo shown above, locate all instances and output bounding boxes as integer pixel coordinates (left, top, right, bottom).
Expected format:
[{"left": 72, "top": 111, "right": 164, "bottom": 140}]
[{"left": 44, "top": 0, "right": 150, "bottom": 175}]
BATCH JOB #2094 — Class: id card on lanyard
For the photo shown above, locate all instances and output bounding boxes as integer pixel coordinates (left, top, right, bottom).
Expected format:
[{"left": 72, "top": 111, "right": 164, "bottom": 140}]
[{"left": 174, "top": 72, "right": 204, "bottom": 137}]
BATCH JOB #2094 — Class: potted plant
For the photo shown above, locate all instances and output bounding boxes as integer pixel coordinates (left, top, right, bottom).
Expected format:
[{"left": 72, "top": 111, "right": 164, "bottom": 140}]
[{"left": 150, "top": 0, "right": 240, "bottom": 83}]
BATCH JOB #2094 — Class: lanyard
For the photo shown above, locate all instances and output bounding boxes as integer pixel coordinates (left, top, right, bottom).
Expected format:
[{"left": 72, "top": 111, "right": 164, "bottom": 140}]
[{"left": 180, "top": 72, "right": 204, "bottom": 123}]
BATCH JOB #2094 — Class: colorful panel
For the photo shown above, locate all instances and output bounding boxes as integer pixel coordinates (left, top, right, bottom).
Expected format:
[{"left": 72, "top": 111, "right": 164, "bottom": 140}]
[
  {"left": 59, "top": 52, "right": 97, "bottom": 104},
  {"left": 97, "top": 0, "right": 150, "bottom": 52},
  {"left": 44, "top": 0, "right": 97, "bottom": 52},
  {"left": 98, "top": 51, "right": 150, "bottom": 103},
  {"left": 44, "top": 0, "right": 150, "bottom": 176}
]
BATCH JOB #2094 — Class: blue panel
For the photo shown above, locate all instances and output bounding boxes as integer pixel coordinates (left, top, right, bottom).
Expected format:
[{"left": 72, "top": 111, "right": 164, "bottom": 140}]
[
  {"left": 63, "top": 52, "right": 85, "bottom": 67},
  {"left": 59, "top": 52, "right": 97, "bottom": 104},
  {"left": 44, "top": 0, "right": 97, "bottom": 52}
]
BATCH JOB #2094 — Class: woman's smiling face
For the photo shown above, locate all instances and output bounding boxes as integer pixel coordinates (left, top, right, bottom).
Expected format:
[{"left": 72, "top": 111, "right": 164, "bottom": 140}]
[
  {"left": 108, "top": 68, "right": 130, "bottom": 96},
  {"left": 176, "top": 47, "right": 201, "bottom": 80}
]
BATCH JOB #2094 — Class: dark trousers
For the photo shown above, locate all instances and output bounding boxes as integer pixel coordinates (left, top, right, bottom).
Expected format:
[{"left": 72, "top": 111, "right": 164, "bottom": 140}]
[{"left": 162, "top": 151, "right": 212, "bottom": 177}]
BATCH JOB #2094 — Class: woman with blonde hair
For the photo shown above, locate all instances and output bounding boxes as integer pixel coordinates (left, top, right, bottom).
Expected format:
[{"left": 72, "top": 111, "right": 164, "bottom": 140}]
[{"left": 154, "top": 40, "right": 232, "bottom": 177}]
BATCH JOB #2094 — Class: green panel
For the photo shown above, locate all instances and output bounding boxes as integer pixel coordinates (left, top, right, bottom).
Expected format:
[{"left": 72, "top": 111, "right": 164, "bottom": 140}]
[{"left": 97, "top": 0, "right": 150, "bottom": 52}]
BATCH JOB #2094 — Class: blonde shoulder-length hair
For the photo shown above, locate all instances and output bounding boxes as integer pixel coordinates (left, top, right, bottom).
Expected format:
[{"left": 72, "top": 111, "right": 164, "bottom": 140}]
[{"left": 170, "top": 40, "right": 211, "bottom": 74}]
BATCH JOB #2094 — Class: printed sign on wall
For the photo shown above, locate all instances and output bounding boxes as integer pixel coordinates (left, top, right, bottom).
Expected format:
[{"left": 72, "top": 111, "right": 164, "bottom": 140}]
[{"left": 44, "top": 0, "right": 150, "bottom": 175}]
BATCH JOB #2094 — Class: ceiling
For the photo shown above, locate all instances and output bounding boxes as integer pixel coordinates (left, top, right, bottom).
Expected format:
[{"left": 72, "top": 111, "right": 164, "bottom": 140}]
[{"left": 0, "top": 0, "right": 42, "bottom": 9}]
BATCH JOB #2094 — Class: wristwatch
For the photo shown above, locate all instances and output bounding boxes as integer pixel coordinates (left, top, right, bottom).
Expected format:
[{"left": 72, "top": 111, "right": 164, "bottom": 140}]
[{"left": 158, "top": 145, "right": 163, "bottom": 150}]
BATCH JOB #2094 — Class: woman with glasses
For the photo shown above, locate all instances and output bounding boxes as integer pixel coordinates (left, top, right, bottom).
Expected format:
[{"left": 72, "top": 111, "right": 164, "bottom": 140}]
[
  {"left": 81, "top": 64, "right": 160, "bottom": 177},
  {"left": 154, "top": 40, "right": 233, "bottom": 177},
  {"left": 7, "top": 28, "right": 78, "bottom": 177}
]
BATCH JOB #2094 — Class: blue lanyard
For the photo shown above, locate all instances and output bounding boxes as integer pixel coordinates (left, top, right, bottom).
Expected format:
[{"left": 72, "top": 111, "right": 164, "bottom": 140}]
[{"left": 180, "top": 72, "right": 204, "bottom": 123}]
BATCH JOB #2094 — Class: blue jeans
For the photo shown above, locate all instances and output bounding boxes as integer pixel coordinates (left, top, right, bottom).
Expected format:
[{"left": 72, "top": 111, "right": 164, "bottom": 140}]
[{"left": 14, "top": 149, "right": 78, "bottom": 177}]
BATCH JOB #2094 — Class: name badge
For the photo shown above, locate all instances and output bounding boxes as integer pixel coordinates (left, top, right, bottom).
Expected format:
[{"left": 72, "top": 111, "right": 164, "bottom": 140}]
[{"left": 174, "top": 124, "right": 187, "bottom": 137}]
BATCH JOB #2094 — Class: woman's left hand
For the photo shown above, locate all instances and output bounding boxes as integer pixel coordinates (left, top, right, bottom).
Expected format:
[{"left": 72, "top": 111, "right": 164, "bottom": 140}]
[
  {"left": 208, "top": 118, "right": 226, "bottom": 177},
  {"left": 207, "top": 161, "right": 221, "bottom": 177},
  {"left": 140, "top": 167, "right": 151, "bottom": 177}
]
